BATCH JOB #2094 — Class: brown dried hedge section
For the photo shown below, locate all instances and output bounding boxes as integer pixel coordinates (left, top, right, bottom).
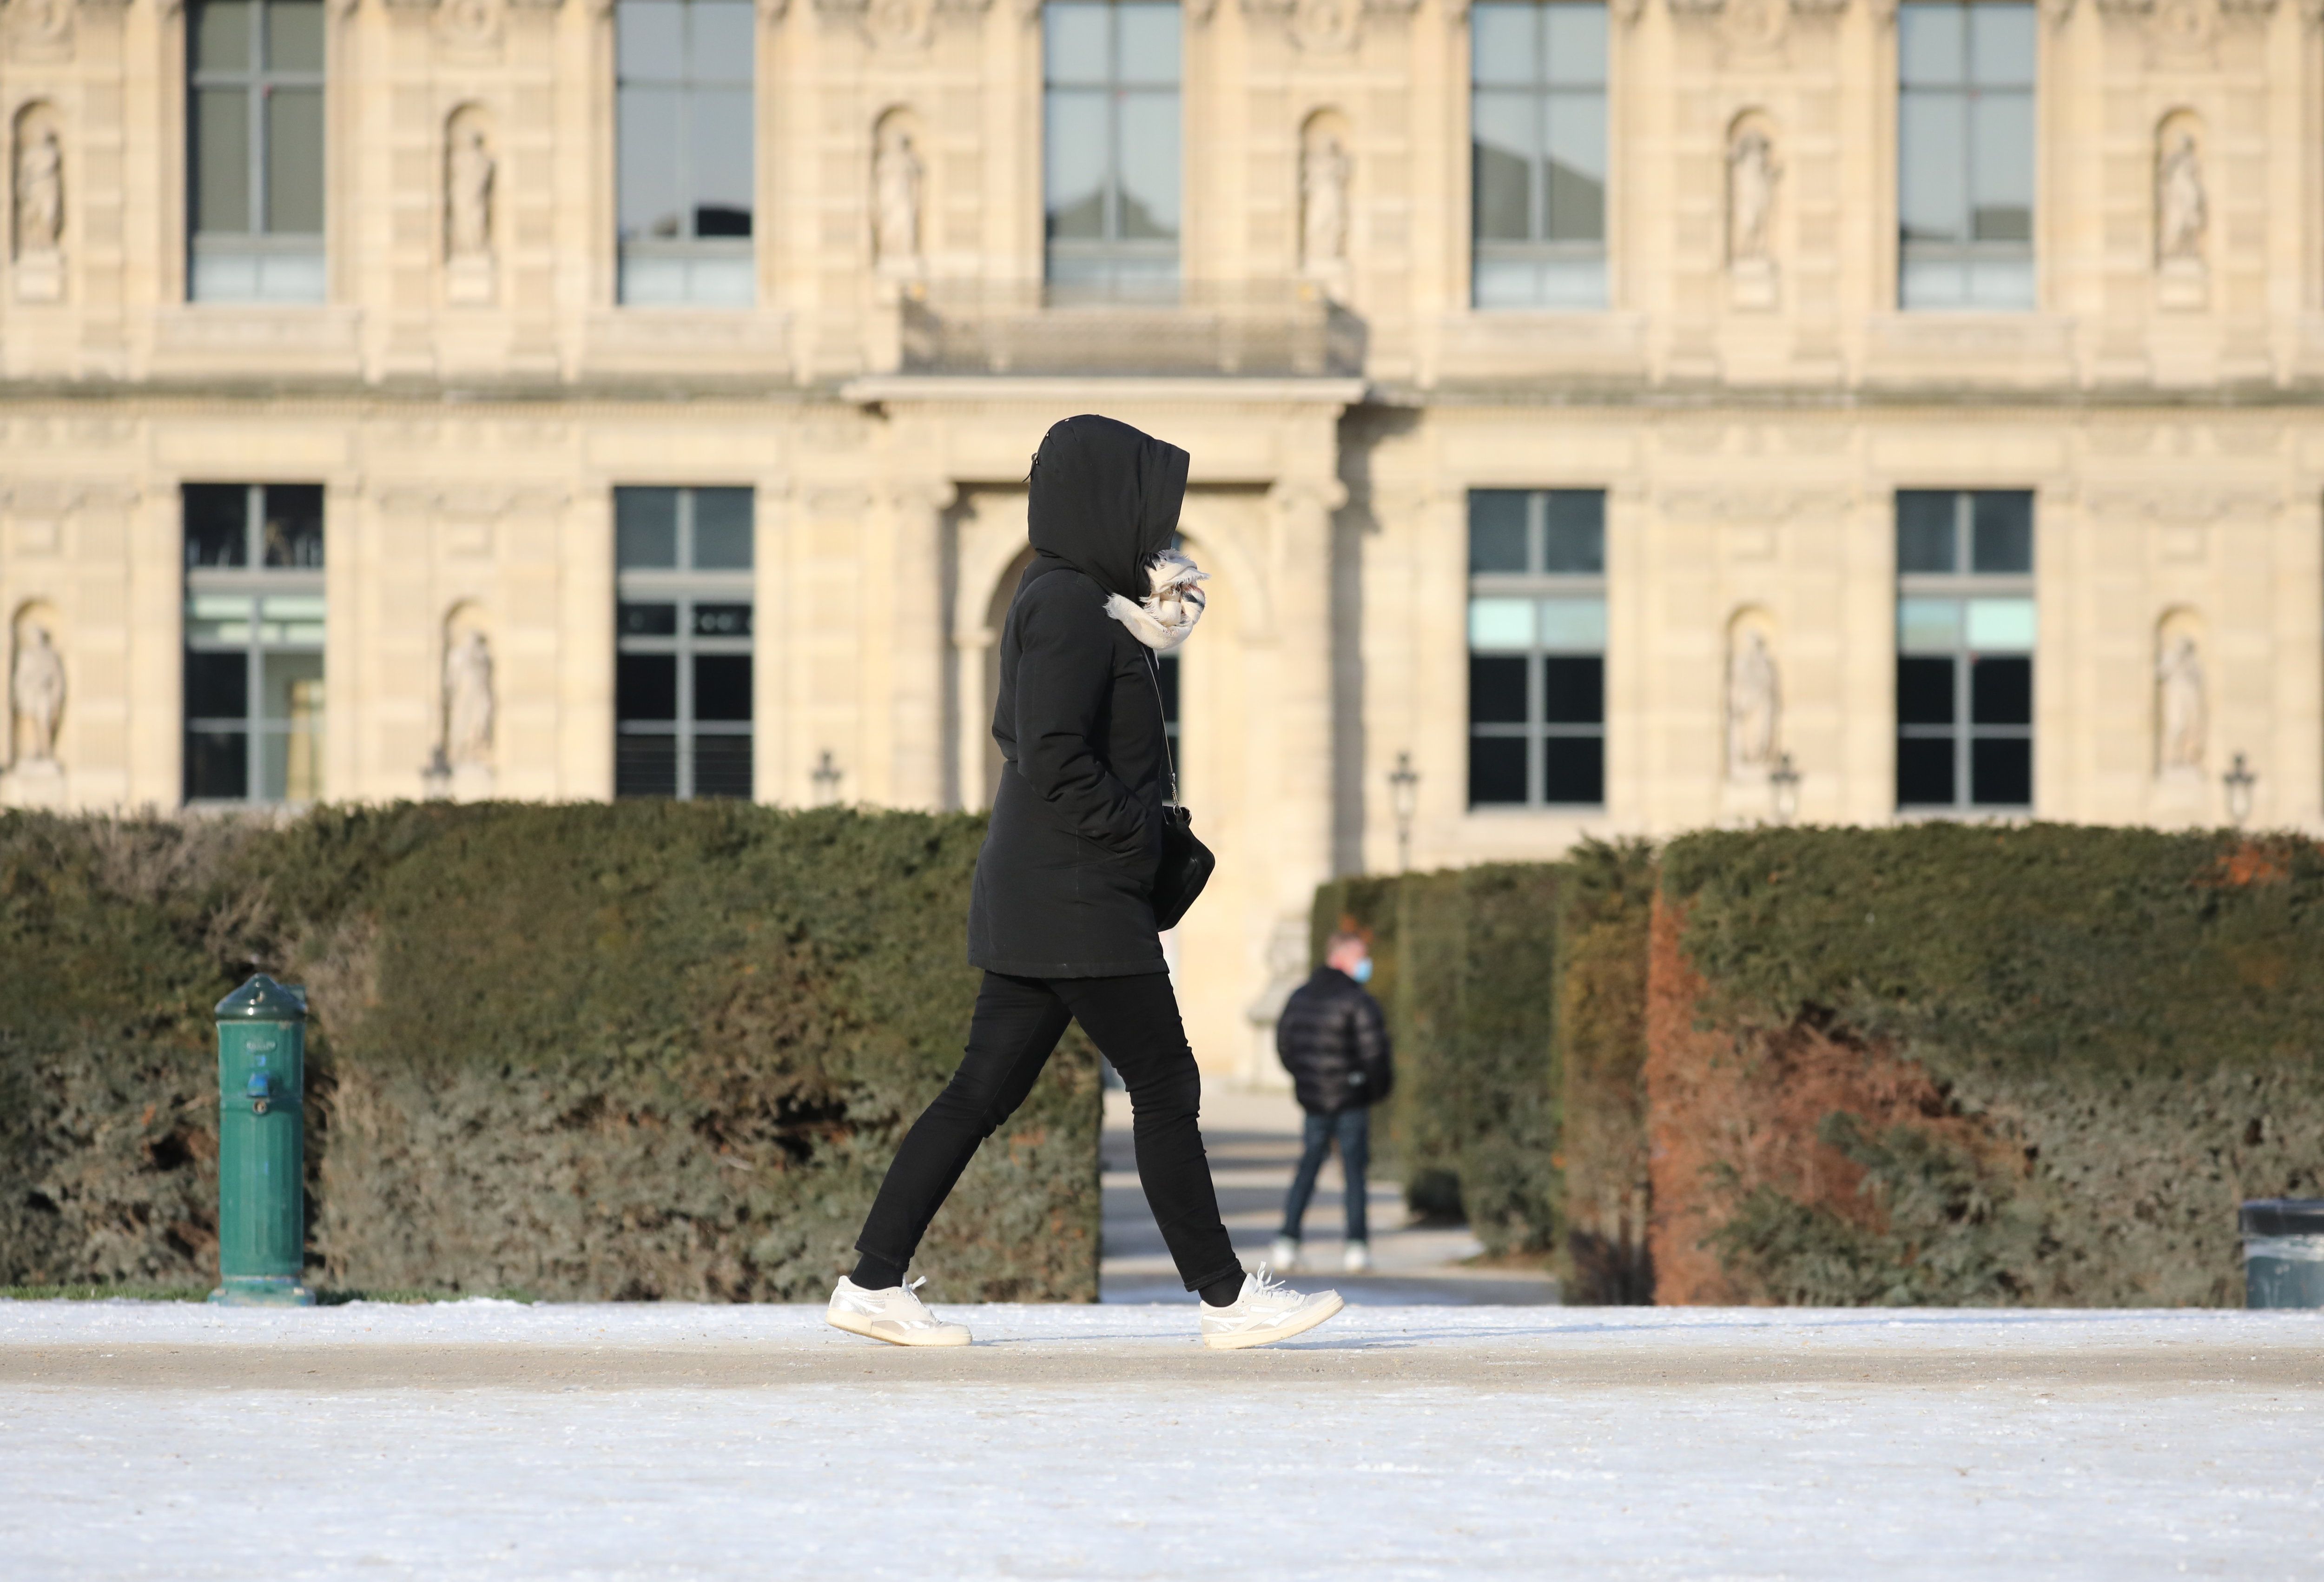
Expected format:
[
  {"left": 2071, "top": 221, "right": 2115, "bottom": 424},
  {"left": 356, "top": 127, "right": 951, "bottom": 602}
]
[{"left": 0, "top": 803, "right": 1099, "bottom": 1303}]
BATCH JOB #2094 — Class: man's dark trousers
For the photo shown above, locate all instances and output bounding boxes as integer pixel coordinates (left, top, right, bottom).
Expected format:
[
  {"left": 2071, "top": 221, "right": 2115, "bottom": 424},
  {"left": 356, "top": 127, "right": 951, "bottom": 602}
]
[{"left": 1279, "top": 1107, "right": 1369, "bottom": 1244}]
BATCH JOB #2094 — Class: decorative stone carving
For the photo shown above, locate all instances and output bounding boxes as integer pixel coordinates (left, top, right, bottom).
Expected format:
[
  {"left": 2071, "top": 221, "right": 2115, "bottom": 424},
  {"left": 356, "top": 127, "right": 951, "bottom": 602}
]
[
  {"left": 1300, "top": 127, "right": 1351, "bottom": 278},
  {"left": 865, "top": 0, "right": 929, "bottom": 45},
  {"left": 1291, "top": 0, "right": 1357, "bottom": 48},
  {"left": 9, "top": 622, "right": 65, "bottom": 767},
  {"left": 1725, "top": 624, "right": 1778, "bottom": 780},
  {"left": 13, "top": 116, "right": 62, "bottom": 302},
  {"left": 447, "top": 121, "right": 494, "bottom": 258},
  {"left": 2157, "top": 630, "right": 2205, "bottom": 775},
  {"left": 873, "top": 119, "right": 923, "bottom": 271},
  {"left": 443, "top": 628, "right": 494, "bottom": 767}
]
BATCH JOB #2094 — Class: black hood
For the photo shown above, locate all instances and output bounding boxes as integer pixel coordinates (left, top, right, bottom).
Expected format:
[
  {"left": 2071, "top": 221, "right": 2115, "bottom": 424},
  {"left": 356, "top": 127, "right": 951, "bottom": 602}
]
[{"left": 1025, "top": 414, "right": 1190, "bottom": 602}]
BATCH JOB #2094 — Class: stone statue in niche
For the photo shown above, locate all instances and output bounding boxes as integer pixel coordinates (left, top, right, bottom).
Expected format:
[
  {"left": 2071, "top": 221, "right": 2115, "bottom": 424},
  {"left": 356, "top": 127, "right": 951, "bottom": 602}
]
[
  {"left": 14, "top": 124, "right": 62, "bottom": 302},
  {"left": 1726, "top": 627, "right": 1778, "bottom": 779},
  {"left": 873, "top": 125, "right": 923, "bottom": 271},
  {"left": 1728, "top": 127, "right": 1773, "bottom": 262},
  {"left": 443, "top": 629, "right": 495, "bottom": 766},
  {"left": 1726, "top": 125, "right": 1777, "bottom": 309},
  {"left": 2157, "top": 632, "right": 2205, "bottom": 775},
  {"left": 2157, "top": 130, "right": 2206, "bottom": 263},
  {"left": 448, "top": 125, "right": 495, "bottom": 259},
  {"left": 1301, "top": 131, "right": 1351, "bottom": 277},
  {"left": 15, "top": 126, "right": 61, "bottom": 253},
  {"left": 10, "top": 622, "right": 65, "bottom": 767}
]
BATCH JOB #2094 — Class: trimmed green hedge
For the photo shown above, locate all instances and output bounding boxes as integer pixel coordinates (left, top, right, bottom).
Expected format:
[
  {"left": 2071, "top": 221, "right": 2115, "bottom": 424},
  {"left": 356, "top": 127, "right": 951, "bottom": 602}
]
[
  {"left": 0, "top": 804, "right": 1099, "bottom": 1303},
  {"left": 1655, "top": 825, "right": 2324, "bottom": 1307},
  {"left": 1311, "top": 863, "right": 1562, "bottom": 1258},
  {"left": 1553, "top": 840, "right": 1656, "bottom": 1304}
]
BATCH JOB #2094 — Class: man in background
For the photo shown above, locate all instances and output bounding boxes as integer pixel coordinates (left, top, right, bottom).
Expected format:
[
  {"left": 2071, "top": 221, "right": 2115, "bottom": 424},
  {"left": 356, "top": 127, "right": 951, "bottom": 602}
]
[{"left": 1271, "top": 929, "right": 1394, "bottom": 1274}]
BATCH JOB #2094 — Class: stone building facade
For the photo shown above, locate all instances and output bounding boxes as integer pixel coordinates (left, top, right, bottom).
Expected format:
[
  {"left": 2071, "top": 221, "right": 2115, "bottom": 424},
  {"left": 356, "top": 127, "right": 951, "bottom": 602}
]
[{"left": 4, "top": 0, "right": 2322, "bottom": 1078}]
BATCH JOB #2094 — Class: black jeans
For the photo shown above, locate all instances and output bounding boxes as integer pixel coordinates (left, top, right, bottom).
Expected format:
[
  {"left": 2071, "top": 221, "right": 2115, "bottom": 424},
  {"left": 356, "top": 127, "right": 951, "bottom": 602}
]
[
  {"left": 1280, "top": 1107, "right": 1370, "bottom": 1244},
  {"left": 854, "top": 970, "right": 1243, "bottom": 1295}
]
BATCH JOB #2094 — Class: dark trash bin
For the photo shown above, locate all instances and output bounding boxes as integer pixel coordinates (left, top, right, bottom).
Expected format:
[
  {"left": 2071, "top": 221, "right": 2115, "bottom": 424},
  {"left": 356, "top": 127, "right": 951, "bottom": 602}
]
[{"left": 2241, "top": 1199, "right": 2324, "bottom": 1310}]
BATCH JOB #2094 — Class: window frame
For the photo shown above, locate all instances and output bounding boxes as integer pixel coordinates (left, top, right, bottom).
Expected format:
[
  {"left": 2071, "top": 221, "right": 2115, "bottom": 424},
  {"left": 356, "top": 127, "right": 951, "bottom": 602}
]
[
  {"left": 1466, "top": 488, "right": 1608, "bottom": 810},
  {"left": 614, "top": 0, "right": 758, "bottom": 307},
  {"left": 182, "top": 483, "right": 327, "bottom": 806},
  {"left": 1894, "top": 489, "right": 2036, "bottom": 814},
  {"left": 614, "top": 486, "right": 757, "bottom": 801},
  {"left": 1895, "top": 0, "right": 2036, "bottom": 311},
  {"left": 186, "top": 0, "right": 328, "bottom": 304},
  {"left": 1467, "top": 0, "right": 1610, "bottom": 312},
  {"left": 1041, "top": 0, "right": 1183, "bottom": 299}
]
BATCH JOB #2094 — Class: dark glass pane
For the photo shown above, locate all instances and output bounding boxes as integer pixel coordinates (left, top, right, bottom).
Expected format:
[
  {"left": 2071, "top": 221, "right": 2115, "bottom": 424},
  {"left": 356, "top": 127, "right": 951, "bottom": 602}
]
[
  {"left": 193, "top": 0, "right": 252, "bottom": 71},
  {"left": 1155, "top": 651, "right": 1180, "bottom": 724},
  {"left": 1970, "top": 735, "right": 2032, "bottom": 807},
  {"left": 691, "top": 489, "right": 754, "bottom": 569},
  {"left": 693, "top": 207, "right": 753, "bottom": 238},
  {"left": 615, "top": 733, "right": 679, "bottom": 798},
  {"left": 1471, "top": 103, "right": 1535, "bottom": 243},
  {"left": 616, "top": 488, "right": 680, "bottom": 568},
  {"left": 1468, "top": 491, "right": 1529, "bottom": 573},
  {"left": 1469, "top": 655, "right": 1527, "bottom": 725},
  {"left": 266, "top": 0, "right": 324, "bottom": 71},
  {"left": 1544, "top": 122, "right": 1607, "bottom": 243},
  {"left": 1541, "top": 735, "right": 1603, "bottom": 805},
  {"left": 1970, "top": 655, "right": 2031, "bottom": 726},
  {"left": 1117, "top": 92, "right": 1180, "bottom": 241},
  {"left": 185, "top": 730, "right": 249, "bottom": 801},
  {"left": 1897, "top": 656, "right": 1955, "bottom": 726},
  {"left": 185, "top": 650, "right": 250, "bottom": 720},
  {"left": 1897, "top": 735, "right": 1955, "bottom": 807},
  {"left": 192, "top": 88, "right": 251, "bottom": 235},
  {"left": 1540, "top": 655, "right": 1603, "bottom": 725},
  {"left": 620, "top": 602, "right": 680, "bottom": 637},
  {"left": 1896, "top": 491, "right": 1956, "bottom": 574},
  {"left": 692, "top": 602, "right": 753, "bottom": 638},
  {"left": 617, "top": 653, "right": 677, "bottom": 721},
  {"left": 185, "top": 485, "right": 249, "bottom": 568},
  {"left": 1970, "top": 491, "right": 2034, "bottom": 574},
  {"left": 693, "top": 655, "right": 753, "bottom": 721},
  {"left": 265, "top": 87, "right": 324, "bottom": 235},
  {"left": 693, "top": 735, "right": 754, "bottom": 800},
  {"left": 1043, "top": 91, "right": 1108, "bottom": 241},
  {"left": 1543, "top": 491, "right": 1605, "bottom": 573},
  {"left": 260, "top": 484, "right": 324, "bottom": 568},
  {"left": 1468, "top": 735, "right": 1527, "bottom": 806}
]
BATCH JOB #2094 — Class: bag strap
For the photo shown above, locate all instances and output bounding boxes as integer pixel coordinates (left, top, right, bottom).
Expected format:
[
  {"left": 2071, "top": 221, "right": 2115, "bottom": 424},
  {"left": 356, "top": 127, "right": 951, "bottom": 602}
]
[{"left": 1140, "top": 648, "right": 1182, "bottom": 810}]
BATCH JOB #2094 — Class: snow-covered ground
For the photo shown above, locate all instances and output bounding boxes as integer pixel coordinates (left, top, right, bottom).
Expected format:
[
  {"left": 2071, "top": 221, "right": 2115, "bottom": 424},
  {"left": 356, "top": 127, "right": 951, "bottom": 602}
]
[{"left": 5, "top": 1301, "right": 2322, "bottom": 1580}]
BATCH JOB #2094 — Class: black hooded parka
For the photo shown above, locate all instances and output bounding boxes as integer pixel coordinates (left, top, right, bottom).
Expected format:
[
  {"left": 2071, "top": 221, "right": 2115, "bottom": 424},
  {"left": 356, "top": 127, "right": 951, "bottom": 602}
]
[{"left": 966, "top": 414, "right": 1191, "bottom": 978}]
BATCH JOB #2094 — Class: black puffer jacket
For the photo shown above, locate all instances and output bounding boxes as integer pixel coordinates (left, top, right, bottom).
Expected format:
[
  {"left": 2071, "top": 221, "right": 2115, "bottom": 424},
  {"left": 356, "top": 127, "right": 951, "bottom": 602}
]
[
  {"left": 1275, "top": 967, "right": 1394, "bottom": 1115},
  {"left": 965, "top": 414, "right": 1190, "bottom": 979}
]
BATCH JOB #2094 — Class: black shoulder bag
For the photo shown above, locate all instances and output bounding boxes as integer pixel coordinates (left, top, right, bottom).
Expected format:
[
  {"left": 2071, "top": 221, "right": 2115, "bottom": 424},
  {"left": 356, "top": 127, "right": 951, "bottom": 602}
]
[{"left": 1142, "top": 649, "right": 1215, "bottom": 931}]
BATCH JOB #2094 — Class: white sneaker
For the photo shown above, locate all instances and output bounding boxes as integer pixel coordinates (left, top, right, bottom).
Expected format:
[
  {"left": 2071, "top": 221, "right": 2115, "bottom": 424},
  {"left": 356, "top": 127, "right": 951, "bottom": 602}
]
[
  {"left": 825, "top": 1276, "right": 971, "bottom": 1348},
  {"left": 1342, "top": 1240, "right": 1372, "bottom": 1274},
  {"left": 1199, "top": 1267, "right": 1346, "bottom": 1351},
  {"left": 1270, "top": 1236, "right": 1301, "bottom": 1271}
]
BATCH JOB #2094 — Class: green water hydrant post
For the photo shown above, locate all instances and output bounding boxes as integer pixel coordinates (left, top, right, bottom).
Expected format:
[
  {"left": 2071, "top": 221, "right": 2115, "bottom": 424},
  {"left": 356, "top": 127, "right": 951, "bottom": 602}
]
[{"left": 208, "top": 974, "right": 315, "bottom": 1307}]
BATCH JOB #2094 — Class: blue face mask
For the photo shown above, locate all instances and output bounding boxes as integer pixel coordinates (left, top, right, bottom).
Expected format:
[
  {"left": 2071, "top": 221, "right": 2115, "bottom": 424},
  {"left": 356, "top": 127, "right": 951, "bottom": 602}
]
[{"left": 1350, "top": 958, "right": 1373, "bottom": 985}]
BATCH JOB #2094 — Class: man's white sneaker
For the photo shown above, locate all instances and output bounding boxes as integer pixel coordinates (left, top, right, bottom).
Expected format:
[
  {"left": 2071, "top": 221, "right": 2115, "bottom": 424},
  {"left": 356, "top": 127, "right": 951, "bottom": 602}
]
[
  {"left": 1270, "top": 1236, "right": 1301, "bottom": 1271},
  {"left": 1199, "top": 1267, "right": 1345, "bottom": 1351},
  {"left": 825, "top": 1276, "right": 971, "bottom": 1348},
  {"left": 1342, "top": 1240, "right": 1372, "bottom": 1274}
]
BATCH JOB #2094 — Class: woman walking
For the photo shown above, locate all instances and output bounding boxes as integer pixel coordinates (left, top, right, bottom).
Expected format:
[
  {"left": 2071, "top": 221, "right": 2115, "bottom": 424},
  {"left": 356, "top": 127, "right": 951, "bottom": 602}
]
[{"left": 827, "top": 414, "right": 1344, "bottom": 1350}]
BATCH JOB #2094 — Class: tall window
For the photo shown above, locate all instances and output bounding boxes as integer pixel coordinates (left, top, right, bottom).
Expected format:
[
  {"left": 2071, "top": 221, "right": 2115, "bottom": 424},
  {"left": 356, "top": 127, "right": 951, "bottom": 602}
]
[
  {"left": 615, "top": 487, "right": 754, "bottom": 799},
  {"left": 1471, "top": 1, "right": 1607, "bottom": 310},
  {"left": 1896, "top": 490, "right": 2034, "bottom": 811},
  {"left": 1898, "top": 1, "right": 2034, "bottom": 310},
  {"left": 1467, "top": 490, "right": 1605, "bottom": 808},
  {"left": 188, "top": 0, "right": 325, "bottom": 303},
  {"left": 616, "top": 0, "right": 755, "bottom": 306},
  {"left": 183, "top": 484, "right": 325, "bottom": 803},
  {"left": 1043, "top": 0, "right": 1181, "bottom": 298}
]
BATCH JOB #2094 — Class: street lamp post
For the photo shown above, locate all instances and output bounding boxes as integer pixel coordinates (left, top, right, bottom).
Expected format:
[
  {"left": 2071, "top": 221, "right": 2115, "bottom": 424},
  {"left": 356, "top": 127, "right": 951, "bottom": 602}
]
[
  {"left": 1768, "top": 751, "right": 1801, "bottom": 826},
  {"left": 2224, "top": 752, "right": 2257, "bottom": 828},
  {"left": 811, "top": 750, "right": 844, "bottom": 806},
  {"left": 1387, "top": 752, "right": 1419, "bottom": 874}
]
